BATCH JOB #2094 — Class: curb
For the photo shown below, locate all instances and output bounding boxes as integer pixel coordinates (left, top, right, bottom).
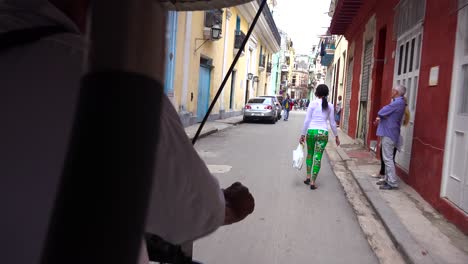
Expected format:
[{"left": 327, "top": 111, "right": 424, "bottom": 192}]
[
  {"left": 336, "top": 146, "right": 351, "bottom": 161},
  {"left": 330, "top": 145, "right": 438, "bottom": 264},
  {"left": 188, "top": 120, "right": 244, "bottom": 141},
  {"left": 350, "top": 169, "right": 437, "bottom": 264},
  {"left": 187, "top": 128, "right": 218, "bottom": 141},
  {"left": 214, "top": 119, "right": 244, "bottom": 126}
]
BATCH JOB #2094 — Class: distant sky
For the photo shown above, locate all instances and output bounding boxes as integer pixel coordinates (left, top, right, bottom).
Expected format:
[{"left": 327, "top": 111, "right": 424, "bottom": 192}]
[{"left": 273, "top": 0, "right": 332, "bottom": 54}]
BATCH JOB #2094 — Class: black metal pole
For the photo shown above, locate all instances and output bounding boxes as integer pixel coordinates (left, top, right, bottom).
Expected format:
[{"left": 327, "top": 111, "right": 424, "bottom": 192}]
[{"left": 192, "top": 0, "right": 268, "bottom": 145}]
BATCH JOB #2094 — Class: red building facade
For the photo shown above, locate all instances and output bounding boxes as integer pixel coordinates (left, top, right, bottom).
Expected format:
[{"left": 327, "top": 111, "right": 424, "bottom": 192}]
[{"left": 330, "top": 0, "right": 468, "bottom": 233}]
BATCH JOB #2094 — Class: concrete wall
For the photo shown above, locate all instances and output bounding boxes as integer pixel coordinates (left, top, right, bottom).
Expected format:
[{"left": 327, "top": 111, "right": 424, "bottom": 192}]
[
  {"left": 270, "top": 52, "right": 281, "bottom": 95},
  {"left": 173, "top": 13, "right": 187, "bottom": 112},
  {"left": 255, "top": 42, "right": 273, "bottom": 97},
  {"left": 174, "top": 8, "right": 251, "bottom": 126},
  {"left": 220, "top": 8, "right": 250, "bottom": 115},
  {"left": 331, "top": 36, "right": 348, "bottom": 103}
]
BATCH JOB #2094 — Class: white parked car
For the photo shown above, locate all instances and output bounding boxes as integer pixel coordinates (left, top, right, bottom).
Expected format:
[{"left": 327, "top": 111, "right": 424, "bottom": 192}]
[{"left": 243, "top": 97, "right": 278, "bottom": 124}]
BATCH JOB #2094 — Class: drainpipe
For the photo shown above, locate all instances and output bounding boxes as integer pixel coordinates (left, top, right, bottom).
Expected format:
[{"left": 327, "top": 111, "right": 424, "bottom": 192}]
[{"left": 181, "top": 12, "right": 193, "bottom": 112}]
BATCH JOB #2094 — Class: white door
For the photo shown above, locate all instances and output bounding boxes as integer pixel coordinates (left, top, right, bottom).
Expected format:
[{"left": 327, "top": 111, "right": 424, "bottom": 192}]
[
  {"left": 443, "top": 3, "right": 468, "bottom": 213},
  {"left": 393, "top": 25, "right": 423, "bottom": 172}
]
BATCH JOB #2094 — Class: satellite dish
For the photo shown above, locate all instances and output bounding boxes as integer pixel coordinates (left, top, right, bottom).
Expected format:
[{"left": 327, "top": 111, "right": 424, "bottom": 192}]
[{"left": 159, "top": 0, "right": 255, "bottom": 11}]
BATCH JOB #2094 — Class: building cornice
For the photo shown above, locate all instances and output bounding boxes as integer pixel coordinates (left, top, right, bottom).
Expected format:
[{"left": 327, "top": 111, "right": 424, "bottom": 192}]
[{"left": 236, "top": 1, "right": 281, "bottom": 53}]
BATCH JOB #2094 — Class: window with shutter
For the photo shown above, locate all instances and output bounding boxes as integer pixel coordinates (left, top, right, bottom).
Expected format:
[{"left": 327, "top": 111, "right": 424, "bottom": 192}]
[{"left": 204, "top": 9, "right": 224, "bottom": 27}]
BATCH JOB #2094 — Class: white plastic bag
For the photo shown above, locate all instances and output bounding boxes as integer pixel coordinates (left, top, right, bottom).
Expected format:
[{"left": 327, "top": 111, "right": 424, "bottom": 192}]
[{"left": 292, "top": 143, "right": 304, "bottom": 170}]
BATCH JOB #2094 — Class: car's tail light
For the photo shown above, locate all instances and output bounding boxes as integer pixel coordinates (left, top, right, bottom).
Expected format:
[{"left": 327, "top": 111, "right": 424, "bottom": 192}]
[
  {"left": 265, "top": 105, "right": 272, "bottom": 110},
  {"left": 245, "top": 105, "right": 252, "bottom": 109}
]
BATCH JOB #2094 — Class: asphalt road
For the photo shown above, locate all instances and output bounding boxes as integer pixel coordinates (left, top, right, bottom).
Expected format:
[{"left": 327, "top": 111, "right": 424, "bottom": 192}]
[{"left": 193, "top": 111, "right": 378, "bottom": 264}]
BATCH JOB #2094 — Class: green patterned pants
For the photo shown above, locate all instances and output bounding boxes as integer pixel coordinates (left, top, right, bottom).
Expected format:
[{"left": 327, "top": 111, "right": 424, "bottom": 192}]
[{"left": 306, "top": 129, "right": 329, "bottom": 181}]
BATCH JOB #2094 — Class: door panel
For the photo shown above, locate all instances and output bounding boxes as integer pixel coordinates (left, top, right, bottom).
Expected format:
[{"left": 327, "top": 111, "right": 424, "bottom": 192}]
[
  {"left": 443, "top": 2, "right": 468, "bottom": 212},
  {"left": 394, "top": 26, "right": 423, "bottom": 172},
  {"left": 197, "top": 65, "right": 211, "bottom": 122},
  {"left": 357, "top": 40, "right": 373, "bottom": 142},
  {"left": 360, "top": 41, "right": 373, "bottom": 102},
  {"left": 164, "top": 11, "right": 178, "bottom": 95},
  {"left": 446, "top": 63, "right": 468, "bottom": 212}
]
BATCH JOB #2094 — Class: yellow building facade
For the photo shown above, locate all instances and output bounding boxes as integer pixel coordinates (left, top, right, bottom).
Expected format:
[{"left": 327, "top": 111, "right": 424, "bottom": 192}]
[
  {"left": 330, "top": 35, "right": 348, "bottom": 103},
  {"left": 170, "top": 2, "right": 281, "bottom": 126}
]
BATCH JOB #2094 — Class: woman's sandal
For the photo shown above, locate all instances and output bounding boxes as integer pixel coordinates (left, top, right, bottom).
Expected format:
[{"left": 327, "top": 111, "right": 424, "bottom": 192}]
[
  {"left": 304, "top": 178, "right": 310, "bottom": 185},
  {"left": 310, "top": 184, "right": 317, "bottom": 190}
]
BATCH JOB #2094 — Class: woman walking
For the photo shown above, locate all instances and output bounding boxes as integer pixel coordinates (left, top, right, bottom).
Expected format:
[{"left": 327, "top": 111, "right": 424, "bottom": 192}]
[{"left": 300, "top": 84, "right": 340, "bottom": 190}]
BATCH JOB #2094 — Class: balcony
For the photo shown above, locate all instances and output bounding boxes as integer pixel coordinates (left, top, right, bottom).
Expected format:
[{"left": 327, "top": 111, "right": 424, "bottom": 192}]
[
  {"left": 234, "top": 30, "right": 246, "bottom": 56},
  {"left": 320, "top": 53, "right": 334, "bottom": 67},
  {"left": 255, "top": 0, "right": 281, "bottom": 46},
  {"left": 281, "top": 64, "right": 289, "bottom": 72},
  {"left": 266, "top": 62, "right": 272, "bottom": 74},
  {"left": 258, "top": 54, "right": 266, "bottom": 72}
]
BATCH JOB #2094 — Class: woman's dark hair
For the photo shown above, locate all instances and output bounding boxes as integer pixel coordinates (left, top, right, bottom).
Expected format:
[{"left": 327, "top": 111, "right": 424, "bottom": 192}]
[{"left": 315, "top": 84, "right": 330, "bottom": 110}]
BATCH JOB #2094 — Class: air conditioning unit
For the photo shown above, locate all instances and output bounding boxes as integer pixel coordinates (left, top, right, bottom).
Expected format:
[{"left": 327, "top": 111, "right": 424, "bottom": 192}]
[{"left": 203, "top": 27, "right": 212, "bottom": 40}]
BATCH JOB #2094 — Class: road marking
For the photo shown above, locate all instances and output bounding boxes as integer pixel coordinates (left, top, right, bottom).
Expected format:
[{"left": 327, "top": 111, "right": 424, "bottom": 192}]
[{"left": 207, "top": 165, "right": 232, "bottom": 174}]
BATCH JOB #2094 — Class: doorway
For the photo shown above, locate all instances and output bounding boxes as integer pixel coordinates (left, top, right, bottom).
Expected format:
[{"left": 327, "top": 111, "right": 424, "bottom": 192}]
[
  {"left": 244, "top": 80, "right": 250, "bottom": 105},
  {"left": 333, "top": 59, "right": 341, "bottom": 107},
  {"left": 393, "top": 25, "right": 423, "bottom": 172},
  {"left": 343, "top": 58, "right": 354, "bottom": 133},
  {"left": 357, "top": 40, "right": 373, "bottom": 143},
  {"left": 230, "top": 70, "right": 236, "bottom": 109},
  {"left": 197, "top": 59, "right": 212, "bottom": 122},
  {"left": 442, "top": 3, "right": 468, "bottom": 212},
  {"left": 370, "top": 27, "right": 387, "bottom": 151},
  {"left": 164, "top": 11, "right": 178, "bottom": 96}
]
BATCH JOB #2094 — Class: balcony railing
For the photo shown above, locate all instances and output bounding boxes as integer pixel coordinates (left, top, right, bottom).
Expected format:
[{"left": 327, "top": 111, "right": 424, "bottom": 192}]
[
  {"left": 234, "top": 30, "right": 246, "bottom": 50},
  {"left": 256, "top": 0, "right": 281, "bottom": 46}
]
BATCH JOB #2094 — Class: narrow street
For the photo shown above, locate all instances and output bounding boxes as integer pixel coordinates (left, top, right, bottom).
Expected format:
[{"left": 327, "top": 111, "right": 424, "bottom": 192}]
[{"left": 193, "top": 111, "right": 378, "bottom": 264}]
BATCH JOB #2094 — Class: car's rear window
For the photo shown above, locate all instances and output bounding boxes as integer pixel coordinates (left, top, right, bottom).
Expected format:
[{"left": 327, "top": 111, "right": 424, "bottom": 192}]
[{"left": 248, "top": 98, "right": 271, "bottom": 104}]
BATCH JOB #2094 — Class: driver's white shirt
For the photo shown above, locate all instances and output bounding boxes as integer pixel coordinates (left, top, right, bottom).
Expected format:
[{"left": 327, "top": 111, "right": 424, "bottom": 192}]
[{"left": 0, "top": 1, "right": 225, "bottom": 263}]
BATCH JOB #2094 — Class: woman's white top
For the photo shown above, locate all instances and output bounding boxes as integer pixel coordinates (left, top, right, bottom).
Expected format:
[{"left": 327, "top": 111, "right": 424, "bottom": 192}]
[{"left": 302, "top": 99, "right": 338, "bottom": 136}]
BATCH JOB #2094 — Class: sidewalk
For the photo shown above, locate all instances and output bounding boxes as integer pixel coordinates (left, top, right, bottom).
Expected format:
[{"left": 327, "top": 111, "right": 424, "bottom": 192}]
[
  {"left": 185, "top": 115, "right": 244, "bottom": 141},
  {"left": 328, "top": 129, "right": 468, "bottom": 264}
]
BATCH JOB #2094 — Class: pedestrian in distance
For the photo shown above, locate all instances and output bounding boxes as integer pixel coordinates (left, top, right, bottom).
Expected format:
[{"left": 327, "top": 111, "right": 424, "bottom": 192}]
[
  {"left": 282, "top": 94, "right": 293, "bottom": 121},
  {"left": 335, "top": 95, "right": 343, "bottom": 127},
  {"left": 373, "top": 85, "right": 407, "bottom": 190},
  {"left": 300, "top": 84, "right": 340, "bottom": 190}
]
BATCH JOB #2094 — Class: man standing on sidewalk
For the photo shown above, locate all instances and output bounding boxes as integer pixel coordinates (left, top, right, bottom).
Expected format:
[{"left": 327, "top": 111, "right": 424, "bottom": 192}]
[{"left": 374, "top": 85, "right": 407, "bottom": 190}]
